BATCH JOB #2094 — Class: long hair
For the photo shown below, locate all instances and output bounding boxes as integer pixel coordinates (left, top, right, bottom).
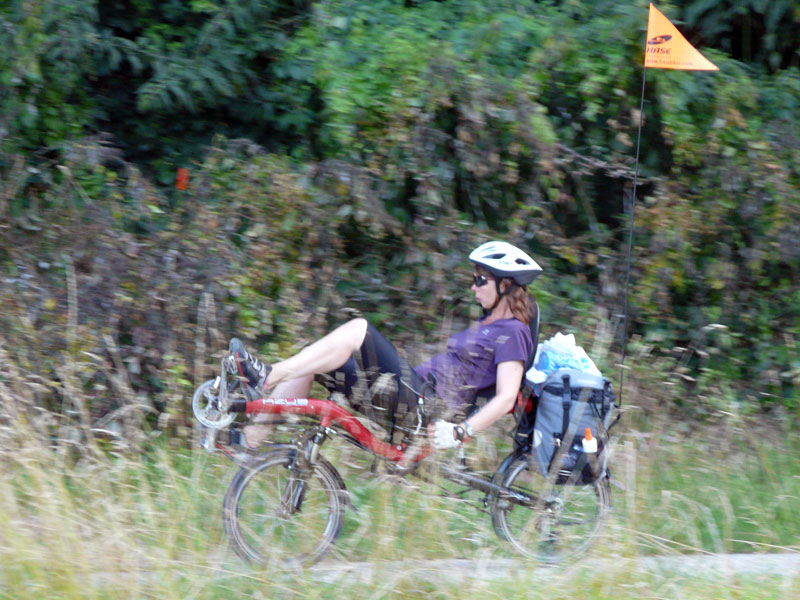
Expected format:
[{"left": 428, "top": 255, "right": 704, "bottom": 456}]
[
  {"left": 505, "top": 282, "right": 534, "bottom": 325},
  {"left": 475, "top": 265, "right": 535, "bottom": 324}
]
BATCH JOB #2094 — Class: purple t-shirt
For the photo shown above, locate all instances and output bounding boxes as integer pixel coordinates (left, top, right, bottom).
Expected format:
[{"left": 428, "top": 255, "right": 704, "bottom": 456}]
[{"left": 413, "top": 317, "right": 533, "bottom": 410}]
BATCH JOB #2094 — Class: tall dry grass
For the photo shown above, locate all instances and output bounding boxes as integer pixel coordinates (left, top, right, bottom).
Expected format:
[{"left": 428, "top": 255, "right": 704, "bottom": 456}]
[
  {"left": 1, "top": 310, "right": 798, "bottom": 598},
  {"left": 1, "top": 388, "right": 798, "bottom": 599}
]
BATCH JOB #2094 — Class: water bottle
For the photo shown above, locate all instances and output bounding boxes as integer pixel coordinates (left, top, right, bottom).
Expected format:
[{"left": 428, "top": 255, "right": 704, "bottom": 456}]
[
  {"left": 582, "top": 427, "right": 600, "bottom": 482},
  {"left": 558, "top": 437, "right": 584, "bottom": 472},
  {"left": 582, "top": 427, "right": 597, "bottom": 453},
  {"left": 554, "top": 428, "right": 599, "bottom": 482}
]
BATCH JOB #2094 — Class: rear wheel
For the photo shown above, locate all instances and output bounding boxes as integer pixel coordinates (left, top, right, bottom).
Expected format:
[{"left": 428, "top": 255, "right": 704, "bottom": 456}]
[
  {"left": 490, "top": 457, "right": 610, "bottom": 563},
  {"left": 223, "top": 448, "right": 345, "bottom": 566}
]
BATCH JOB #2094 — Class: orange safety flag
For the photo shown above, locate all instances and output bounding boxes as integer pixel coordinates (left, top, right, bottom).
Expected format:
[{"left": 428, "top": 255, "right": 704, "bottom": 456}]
[{"left": 645, "top": 3, "right": 718, "bottom": 71}]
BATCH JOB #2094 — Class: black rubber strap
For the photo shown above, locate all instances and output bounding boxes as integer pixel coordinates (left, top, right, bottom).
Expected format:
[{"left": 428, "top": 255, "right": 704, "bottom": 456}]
[{"left": 560, "top": 373, "right": 571, "bottom": 441}]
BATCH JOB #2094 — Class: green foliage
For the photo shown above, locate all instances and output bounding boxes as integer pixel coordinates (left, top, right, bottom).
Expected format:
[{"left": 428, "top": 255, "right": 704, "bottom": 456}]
[
  {"left": 0, "top": 0, "right": 97, "bottom": 152},
  {"left": 90, "top": 0, "right": 316, "bottom": 168},
  {"left": 679, "top": 0, "right": 800, "bottom": 71},
  {"left": 266, "top": 0, "right": 800, "bottom": 409},
  {"left": 633, "top": 59, "right": 800, "bottom": 405},
  {"left": 122, "top": 1, "right": 292, "bottom": 115},
  {"left": 2, "top": 0, "right": 800, "bottom": 416}
]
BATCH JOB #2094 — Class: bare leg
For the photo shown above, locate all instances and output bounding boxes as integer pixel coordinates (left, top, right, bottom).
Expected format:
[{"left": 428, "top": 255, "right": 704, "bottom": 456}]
[
  {"left": 265, "top": 318, "right": 368, "bottom": 389},
  {"left": 244, "top": 318, "right": 369, "bottom": 447},
  {"left": 244, "top": 375, "right": 314, "bottom": 447}
]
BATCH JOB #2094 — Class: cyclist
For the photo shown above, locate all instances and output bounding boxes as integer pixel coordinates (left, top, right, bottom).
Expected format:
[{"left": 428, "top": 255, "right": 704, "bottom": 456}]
[{"left": 232, "top": 241, "right": 542, "bottom": 450}]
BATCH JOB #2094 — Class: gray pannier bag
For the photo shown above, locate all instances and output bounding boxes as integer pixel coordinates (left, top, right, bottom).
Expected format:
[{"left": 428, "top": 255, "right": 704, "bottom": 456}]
[{"left": 532, "top": 368, "right": 616, "bottom": 484}]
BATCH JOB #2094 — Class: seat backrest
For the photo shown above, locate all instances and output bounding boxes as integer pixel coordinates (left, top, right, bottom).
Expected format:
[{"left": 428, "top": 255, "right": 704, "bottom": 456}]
[{"left": 523, "top": 301, "right": 540, "bottom": 373}]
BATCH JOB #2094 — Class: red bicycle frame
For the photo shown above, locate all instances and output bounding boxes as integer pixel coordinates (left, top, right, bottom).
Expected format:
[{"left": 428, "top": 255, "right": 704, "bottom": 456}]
[{"left": 231, "top": 397, "right": 433, "bottom": 463}]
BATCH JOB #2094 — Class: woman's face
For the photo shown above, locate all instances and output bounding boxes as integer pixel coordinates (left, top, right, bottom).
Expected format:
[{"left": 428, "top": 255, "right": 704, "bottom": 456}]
[{"left": 471, "top": 270, "right": 498, "bottom": 310}]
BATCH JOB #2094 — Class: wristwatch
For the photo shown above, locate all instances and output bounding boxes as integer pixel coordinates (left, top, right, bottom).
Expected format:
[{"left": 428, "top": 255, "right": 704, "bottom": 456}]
[{"left": 463, "top": 420, "right": 474, "bottom": 437}]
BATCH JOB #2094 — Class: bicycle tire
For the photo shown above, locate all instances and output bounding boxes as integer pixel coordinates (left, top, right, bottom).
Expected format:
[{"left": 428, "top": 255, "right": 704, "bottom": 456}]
[
  {"left": 223, "top": 448, "right": 345, "bottom": 566},
  {"left": 490, "top": 456, "right": 610, "bottom": 563}
]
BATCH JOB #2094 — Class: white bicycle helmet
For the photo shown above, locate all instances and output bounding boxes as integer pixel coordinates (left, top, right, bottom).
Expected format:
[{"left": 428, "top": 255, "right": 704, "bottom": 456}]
[{"left": 469, "top": 241, "right": 543, "bottom": 286}]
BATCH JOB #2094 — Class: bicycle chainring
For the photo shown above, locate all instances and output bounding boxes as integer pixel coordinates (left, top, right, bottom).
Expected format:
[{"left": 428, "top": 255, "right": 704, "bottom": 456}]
[{"left": 193, "top": 379, "right": 236, "bottom": 429}]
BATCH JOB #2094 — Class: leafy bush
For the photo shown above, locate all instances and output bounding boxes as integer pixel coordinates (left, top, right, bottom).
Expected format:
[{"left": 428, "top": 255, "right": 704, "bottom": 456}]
[{"left": 1, "top": 0, "right": 799, "bottom": 425}]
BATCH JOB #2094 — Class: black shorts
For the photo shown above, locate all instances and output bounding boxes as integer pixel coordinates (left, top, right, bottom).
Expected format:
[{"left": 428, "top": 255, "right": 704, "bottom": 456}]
[{"left": 315, "top": 323, "right": 426, "bottom": 429}]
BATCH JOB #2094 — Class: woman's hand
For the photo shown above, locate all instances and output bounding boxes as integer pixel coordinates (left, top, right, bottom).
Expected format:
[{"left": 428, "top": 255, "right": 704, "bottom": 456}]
[{"left": 431, "top": 420, "right": 462, "bottom": 449}]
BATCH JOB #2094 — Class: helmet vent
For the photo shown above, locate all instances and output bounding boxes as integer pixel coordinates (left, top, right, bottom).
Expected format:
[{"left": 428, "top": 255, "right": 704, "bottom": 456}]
[
  {"left": 487, "top": 253, "right": 506, "bottom": 259},
  {"left": 515, "top": 258, "right": 530, "bottom": 265}
]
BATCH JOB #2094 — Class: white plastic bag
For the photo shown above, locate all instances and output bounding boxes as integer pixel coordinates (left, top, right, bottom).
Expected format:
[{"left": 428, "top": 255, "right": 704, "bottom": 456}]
[{"left": 526, "top": 332, "right": 601, "bottom": 383}]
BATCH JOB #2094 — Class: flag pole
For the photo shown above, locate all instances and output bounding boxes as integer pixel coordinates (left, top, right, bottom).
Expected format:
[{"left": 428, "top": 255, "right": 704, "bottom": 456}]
[
  {"left": 617, "top": 64, "right": 647, "bottom": 408},
  {"left": 616, "top": 3, "right": 718, "bottom": 409}
]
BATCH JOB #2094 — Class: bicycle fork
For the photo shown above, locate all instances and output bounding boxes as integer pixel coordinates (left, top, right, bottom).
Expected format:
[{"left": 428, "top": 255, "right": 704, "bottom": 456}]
[{"left": 281, "top": 428, "right": 328, "bottom": 516}]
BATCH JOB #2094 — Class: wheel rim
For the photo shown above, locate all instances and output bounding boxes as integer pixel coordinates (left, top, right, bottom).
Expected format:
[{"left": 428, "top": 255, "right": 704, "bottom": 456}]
[
  {"left": 493, "top": 458, "right": 608, "bottom": 563},
  {"left": 224, "top": 451, "right": 342, "bottom": 565}
]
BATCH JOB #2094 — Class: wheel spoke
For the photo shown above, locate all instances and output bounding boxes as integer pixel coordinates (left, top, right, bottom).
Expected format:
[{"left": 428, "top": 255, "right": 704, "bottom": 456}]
[
  {"left": 223, "top": 449, "right": 344, "bottom": 565},
  {"left": 491, "top": 457, "right": 609, "bottom": 563}
]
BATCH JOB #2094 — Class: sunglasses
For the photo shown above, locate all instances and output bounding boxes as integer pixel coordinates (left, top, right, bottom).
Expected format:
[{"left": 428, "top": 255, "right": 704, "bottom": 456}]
[{"left": 472, "top": 274, "right": 491, "bottom": 287}]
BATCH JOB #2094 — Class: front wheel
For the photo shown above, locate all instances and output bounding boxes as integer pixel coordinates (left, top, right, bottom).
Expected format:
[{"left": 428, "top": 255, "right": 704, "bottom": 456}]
[
  {"left": 490, "top": 456, "right": 610, "bottom": 563},
  {"left": 223, "top": 448, "right": 345, "bottom": 566}
]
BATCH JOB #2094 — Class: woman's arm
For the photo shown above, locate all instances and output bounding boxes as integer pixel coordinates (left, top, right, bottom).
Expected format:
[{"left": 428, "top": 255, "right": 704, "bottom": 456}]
[{"left": 463, "top": 360, "right": 524, "bottom": 435}]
